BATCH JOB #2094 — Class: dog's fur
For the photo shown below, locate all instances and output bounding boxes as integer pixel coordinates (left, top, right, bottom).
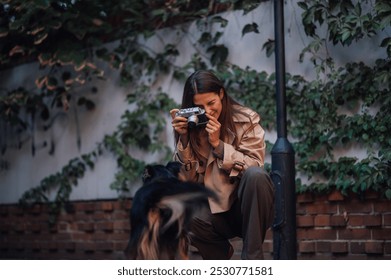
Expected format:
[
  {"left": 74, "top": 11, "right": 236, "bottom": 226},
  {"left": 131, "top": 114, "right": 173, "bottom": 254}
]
[{"left": 125, "top": 161, "right": 215, "bottom": 260}]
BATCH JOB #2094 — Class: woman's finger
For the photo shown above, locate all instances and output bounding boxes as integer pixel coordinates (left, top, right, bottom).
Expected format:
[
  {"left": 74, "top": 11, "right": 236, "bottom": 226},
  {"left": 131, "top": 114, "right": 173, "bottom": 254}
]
[{"left": 170, "top": 109, "right": 179, "bottom": 119}]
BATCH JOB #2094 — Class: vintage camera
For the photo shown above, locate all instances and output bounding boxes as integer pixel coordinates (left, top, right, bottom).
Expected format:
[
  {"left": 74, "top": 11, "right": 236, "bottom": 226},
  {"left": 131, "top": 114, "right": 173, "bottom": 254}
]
[{"left": 175, "top": 107, "right": 208, "bottom": 128}]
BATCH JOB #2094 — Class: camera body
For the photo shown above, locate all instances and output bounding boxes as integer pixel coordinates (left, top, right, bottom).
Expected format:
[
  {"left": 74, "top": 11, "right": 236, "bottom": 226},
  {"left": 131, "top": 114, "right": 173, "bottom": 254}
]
[{"left": 175, "top": 107, "right": 208, "bottom": 128}]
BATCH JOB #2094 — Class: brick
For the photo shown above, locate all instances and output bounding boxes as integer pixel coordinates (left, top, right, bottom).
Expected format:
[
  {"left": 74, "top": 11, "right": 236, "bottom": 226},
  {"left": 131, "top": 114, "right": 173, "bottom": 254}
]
[
  {"left": 74, "top": 212, "right": 92, "bottom": 221},
  {"left": 316, "top": 241, "right": 331, "bottom": 253},
  {"left": 372, "top": 228, "right": 391, "bottom": 240},
  {"left": 365, "top": 241, "right": 384, "bottom": 254},
  {"left": 76, "top": 242, "right": 96, "bottom": 252},
  {"left": 330, "top": 215, "right": 347, "bottom": 227},
  {"left": 75, "top": 202, "right": 95, "bottom": 213},
  {"left": 71, "top": 232, "right": 92, "bottom": 241},
  {"left": 351, "top": 242, "right": 365, "bottom": 254},
  {"left": 113, "top": 220, "right": 130, "bottom": 231},
  {"left": 33, "top": 212, "right": 50, "bottom": 222},
  {"left": 63, "top": 203, "right": 76, "bottom": 214},
  {"left": 39, "top": 241, "right": 58, "bottom": 251},
  {"left": 297, "top": 215, "right": 314, "bottom": 227},
  {"left": 348, "top": 214, "right": 365, "bottom": 226},
  {"left": 0, "top": 206, "right": 9, "bottom": 216},
  {"left": 56, "top": 242, "right": 76, "bottom": 251},
  {"left": 385, "top": 242, "right": 391, "bottom": 254},
  {"left": 297, "top": 193, "right": 314, "bottom": 203},
  {"left": 95, "top": 222, "right": 114, "bottom": 232},
  {"left": 306, "top": 202, "right": 337, "bottom": 215},
  {"left": 361, "top": 190, "right": 379, "bottom": 200},
  {"left": 77, "top": 222, "right": 95, "bottom": 232},
  {"left": 0, "top": 222, "right": 11, "bottom": 233},
  {"left": 339, "top": 228, "right": 371, "bottom": 240},
  {"left": 13, "top": 223, "right": 26, "bottom": 233},
  {"left": 374, "top": 201, "right": 391, "bottom": 212},
  {"left": 349, "top": 214, "right": 382, "bottom": 227},
  {"left": 91, "top": 232, "right": 109, "bottom": 241},
  {"left": 99, "top": 202, "right": 114, "bottom": 212},
  {"left": 343, "top": 201, "right": 372, "bottom": 214},
  {"left": 328, "top": 190, "right": 345, "bottom": 202},
  {"left": 299, "top": 241, "right": 315, "bottom": 253},
  {"left": 114, "top": 241, "right": 129, "bottom": 251},
  {"left": 10, "top": 206, "right": 24, "bottom": 216},
  {"left": 55, "top": 232, "right": 73, "bottom": 241},
  {"left": 48, "top": 224, "right": 59, "bottom": 233},
  {"left": 297, "top": 228, "right": 336, "bottom": 240},
  {"left": 384, "top": 214, "right": 391, "bottom": 226},
  {"left": 95, "top": 242, "right": 114, "bottom": 252},
  {"left": 30, "top": 223, "right": 42, "bottom": 233},
  {"left": 113, "top": 212, "right": 130, "bottom": 220},
  {"left": 2, "top": 198, "right": 387, "bottom": 260},
  {"left": 67, "top": 223, "right": 78, "bottom": 231},
  {"left": 331, "top": 242, "right": 348, "bottom": 253},
  {"left": 363, "top": 214, "right": 382, "bottom": 227},
  {"left": 58, "top": 222, "right": 68, "bottom": 231},
  {"left": 92, "top": 212, "right": 110, "bottom": 220},
  {"left": 110, "top": 233, "right": 129, "bottom": 241},
  {"left": 31, "top": 242, "right": 42, "bottom": 251},
  {"left": 314, "top": 215, "right": 330, "bottom": 227},
  {"left": 296, "top": 203, "right": 307, "bottom": 215},
  {"left": 113, "top": 200, "right": 131, "bottom": 210},
  {"left": 58, "top": 212, "right": 75, "bottom": 223}
]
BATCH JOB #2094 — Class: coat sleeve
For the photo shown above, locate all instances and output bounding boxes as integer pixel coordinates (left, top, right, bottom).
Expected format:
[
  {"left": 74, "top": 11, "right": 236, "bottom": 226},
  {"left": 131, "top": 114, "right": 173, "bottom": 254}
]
[
  {"left": 219, "top": 117, "right": 266, "bottom": 178},
  {"left": 173, "top": 140, "right": 199, "bottom": 182}
]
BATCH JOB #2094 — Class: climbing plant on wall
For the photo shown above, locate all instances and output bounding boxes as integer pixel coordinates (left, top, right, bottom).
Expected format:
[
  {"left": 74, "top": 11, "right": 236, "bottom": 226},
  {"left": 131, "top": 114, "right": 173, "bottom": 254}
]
[{"left": 0, "top": 0, "right": 390, "bottom": 223}]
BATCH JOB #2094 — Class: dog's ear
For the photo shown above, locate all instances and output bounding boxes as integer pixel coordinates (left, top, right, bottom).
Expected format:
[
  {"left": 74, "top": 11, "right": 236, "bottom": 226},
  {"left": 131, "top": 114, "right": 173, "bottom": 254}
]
[{"left": 165, "top": 161, "right": 182, "bottom": 178}]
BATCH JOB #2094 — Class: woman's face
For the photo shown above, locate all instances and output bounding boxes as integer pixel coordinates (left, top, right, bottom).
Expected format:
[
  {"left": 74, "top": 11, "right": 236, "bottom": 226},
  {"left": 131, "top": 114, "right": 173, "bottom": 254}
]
[{"left": 192, "top": 90, "right": 224, "bottom": 120}]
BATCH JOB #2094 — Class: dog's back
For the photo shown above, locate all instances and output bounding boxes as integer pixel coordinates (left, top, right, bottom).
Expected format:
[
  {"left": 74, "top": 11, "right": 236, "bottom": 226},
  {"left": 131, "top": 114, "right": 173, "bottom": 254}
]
[{"left": 125, "top": 162, "right": 215, "bottom": 260}]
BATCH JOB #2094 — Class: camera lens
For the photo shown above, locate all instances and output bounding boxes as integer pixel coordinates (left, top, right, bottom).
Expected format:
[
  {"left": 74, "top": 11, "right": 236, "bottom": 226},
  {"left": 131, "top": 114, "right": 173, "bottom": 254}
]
[{"left": 187, "top": 115, "right": 198, "bottom": 129}]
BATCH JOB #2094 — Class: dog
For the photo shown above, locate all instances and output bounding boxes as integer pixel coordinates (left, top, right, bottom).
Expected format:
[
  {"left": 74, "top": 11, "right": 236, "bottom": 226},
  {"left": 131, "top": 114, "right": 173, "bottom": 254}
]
[{"left": 125, "top": 161, "right": 215, "bottom": 260}]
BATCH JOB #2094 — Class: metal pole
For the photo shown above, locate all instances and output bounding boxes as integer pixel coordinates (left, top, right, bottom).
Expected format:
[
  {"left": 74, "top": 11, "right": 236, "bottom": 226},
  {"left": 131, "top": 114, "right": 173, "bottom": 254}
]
[{"left": 271, "top": 0, "right": 297, "bottom": 260}]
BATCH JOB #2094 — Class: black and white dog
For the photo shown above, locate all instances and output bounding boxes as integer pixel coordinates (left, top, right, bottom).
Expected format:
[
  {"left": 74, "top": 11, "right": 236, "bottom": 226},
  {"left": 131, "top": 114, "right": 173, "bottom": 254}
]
[{"left": 125, "top": 161, "right": 215, "bottom": 260}]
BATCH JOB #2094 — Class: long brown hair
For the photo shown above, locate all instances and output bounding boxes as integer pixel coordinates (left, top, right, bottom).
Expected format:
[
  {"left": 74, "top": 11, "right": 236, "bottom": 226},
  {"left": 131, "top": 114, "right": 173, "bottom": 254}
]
[{"left": 175, "top": 70, "right": 243, "bottom": 159}]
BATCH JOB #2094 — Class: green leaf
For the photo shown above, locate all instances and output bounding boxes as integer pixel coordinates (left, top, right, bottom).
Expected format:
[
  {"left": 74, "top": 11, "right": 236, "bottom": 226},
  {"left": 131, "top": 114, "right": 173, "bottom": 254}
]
[
  {"left": 211, "top": 16, "right": 228, "bottom": 28},
  {"left": 242, "top": 23, "right": 259, "bottom": 37},
  {"left": 262, "top": 39, "right": 275, "bottom": 57},
  {"left": 297, "top": 2, "right": 308, "bottom": 10},
  {"left": 207, "top": 45, "right": 228, "bottom": 66}
]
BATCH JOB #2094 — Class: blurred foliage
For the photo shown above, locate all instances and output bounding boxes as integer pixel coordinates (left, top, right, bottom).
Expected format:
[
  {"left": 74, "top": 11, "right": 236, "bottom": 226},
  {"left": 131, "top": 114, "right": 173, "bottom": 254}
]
[{"left": 0, "top": 0, "right": 389, "bottom": 223}]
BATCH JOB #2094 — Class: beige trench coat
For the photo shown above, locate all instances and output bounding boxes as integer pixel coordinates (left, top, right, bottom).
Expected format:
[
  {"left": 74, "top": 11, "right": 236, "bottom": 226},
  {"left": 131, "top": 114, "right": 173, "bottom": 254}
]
[{"left": 174, "top": 105, "right": 266, "bottom": 213}]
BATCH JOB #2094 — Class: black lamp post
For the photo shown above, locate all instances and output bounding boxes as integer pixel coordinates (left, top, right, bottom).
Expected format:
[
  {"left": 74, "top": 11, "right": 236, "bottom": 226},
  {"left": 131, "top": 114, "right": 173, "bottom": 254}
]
[{"left": 271, "top": 0, "right": 297, "bottom": 260}]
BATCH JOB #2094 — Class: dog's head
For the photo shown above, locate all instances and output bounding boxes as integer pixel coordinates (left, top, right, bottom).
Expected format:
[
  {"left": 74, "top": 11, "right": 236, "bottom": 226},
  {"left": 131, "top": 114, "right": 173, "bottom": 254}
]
[
  {"left": 142, "top": 161, "right": 182, "bottom": 184},
  {"left": 126, "top": 161, "right": 216, "bottom": 260}
]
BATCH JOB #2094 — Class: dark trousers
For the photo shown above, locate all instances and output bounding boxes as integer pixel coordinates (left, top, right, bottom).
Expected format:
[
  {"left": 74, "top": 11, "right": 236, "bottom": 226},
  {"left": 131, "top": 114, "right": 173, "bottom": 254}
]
[{"left": 190, "top": 167, "right": 275, "bottom": 259}]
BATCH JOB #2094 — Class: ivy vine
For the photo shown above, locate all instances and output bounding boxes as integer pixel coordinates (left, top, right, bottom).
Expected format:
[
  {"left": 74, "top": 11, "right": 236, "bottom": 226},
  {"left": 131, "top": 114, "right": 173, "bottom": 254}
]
[{"left": 0, "top": 0, "right": 390, "bottom": 224}]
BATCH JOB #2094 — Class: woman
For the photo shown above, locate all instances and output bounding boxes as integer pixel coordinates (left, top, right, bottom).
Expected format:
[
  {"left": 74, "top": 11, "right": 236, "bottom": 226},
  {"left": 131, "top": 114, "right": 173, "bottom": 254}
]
[{"left": 170, "top": 70, "right": 274, "bottom": 259}]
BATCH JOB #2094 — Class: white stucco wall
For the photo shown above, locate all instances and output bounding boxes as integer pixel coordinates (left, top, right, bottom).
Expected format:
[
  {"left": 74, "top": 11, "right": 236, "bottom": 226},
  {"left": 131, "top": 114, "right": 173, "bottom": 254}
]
[{"left": 0, "top": 1, "right": 386, "bottom": 204}]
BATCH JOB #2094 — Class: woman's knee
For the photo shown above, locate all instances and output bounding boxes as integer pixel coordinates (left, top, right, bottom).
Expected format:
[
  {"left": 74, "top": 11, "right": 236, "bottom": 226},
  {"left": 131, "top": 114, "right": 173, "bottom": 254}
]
[
  {"left": 242, "top": 166, "right": 270, "bottom": 184},
  {"left": 240, "top": 166, "right": 274, "bottom": 195},
  {"left": 243, "top": 166, "right": 266, "bottom": 178}
]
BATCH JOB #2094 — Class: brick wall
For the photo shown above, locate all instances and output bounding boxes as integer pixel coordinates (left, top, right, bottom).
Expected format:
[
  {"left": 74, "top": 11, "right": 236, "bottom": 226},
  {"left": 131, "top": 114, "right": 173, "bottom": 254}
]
[
  {"left": 294, "top": 190, "right": 391, "bottom": 259},
  {"left": 0, "top": 200, "right": 131, "bottom": 260},
  {"left": 0, "top": 191, "right": 390, "bottom": 260}
]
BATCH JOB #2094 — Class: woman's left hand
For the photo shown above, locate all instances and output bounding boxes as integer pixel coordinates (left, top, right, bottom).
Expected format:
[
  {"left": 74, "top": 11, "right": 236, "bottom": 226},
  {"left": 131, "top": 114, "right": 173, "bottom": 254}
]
[{"left": 205, "top": 113, "right": 221, "bottom": 148}]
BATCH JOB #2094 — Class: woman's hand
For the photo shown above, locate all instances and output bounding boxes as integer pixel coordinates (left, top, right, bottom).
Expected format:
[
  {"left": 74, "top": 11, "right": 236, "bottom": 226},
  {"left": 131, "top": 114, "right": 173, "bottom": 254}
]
[
  {"left": 170, "top": 109, "right": 189, "bottom": 147},
  {"left": 205, "top": 113, "right": 221, "bottom": 148}
]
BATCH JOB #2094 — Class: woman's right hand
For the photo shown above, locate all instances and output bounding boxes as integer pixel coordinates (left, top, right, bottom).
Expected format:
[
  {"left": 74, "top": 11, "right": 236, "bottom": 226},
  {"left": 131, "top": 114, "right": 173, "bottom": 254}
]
[{"left": 170, "top": 109, "right": 189, "bottom": 147}]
